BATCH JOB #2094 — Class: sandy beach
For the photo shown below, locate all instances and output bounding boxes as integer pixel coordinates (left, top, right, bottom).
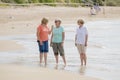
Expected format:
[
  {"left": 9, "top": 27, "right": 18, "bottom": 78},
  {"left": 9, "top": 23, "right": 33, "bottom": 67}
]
[
  {"left": 0, "top": 64, "right": 101, "bottom": 80},
  {"left": 0, "top": 6, "right": 120, "bottom": 80},
  {"left": 0, "top": 6, "right": 120, "bottom": 36}
]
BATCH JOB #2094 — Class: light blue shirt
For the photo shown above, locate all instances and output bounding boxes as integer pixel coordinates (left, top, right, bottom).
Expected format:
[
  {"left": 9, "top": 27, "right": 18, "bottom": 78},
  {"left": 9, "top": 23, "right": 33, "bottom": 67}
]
[{"left": 52, "top": 26, "right": 64, "bottom": 43}]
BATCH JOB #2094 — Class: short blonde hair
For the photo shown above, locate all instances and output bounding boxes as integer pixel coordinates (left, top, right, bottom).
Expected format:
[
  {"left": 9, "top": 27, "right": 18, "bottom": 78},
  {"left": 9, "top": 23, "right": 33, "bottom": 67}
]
[
  {"left": 41, "top": 18, "right": 48, "bottom": 25},
  {"left": 77, "top": 19, "right": 84, "bottom": 24}
]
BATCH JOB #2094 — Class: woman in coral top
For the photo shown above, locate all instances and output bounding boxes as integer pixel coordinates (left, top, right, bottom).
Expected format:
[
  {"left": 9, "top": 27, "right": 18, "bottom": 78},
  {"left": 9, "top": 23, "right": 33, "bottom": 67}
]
[{"left": 37, "top": 18, "right": 52, "bottom": 66}]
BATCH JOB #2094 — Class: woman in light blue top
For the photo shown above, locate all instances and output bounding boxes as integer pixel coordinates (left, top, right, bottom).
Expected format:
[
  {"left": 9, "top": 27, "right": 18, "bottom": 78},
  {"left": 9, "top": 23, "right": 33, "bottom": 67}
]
[{"left": 50, "top": 19, "right": 66, "bottom": 67}]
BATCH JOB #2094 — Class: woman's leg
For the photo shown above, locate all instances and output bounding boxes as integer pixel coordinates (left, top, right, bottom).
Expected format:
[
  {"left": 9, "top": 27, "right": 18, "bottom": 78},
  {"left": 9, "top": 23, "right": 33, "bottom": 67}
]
[
  {"left": 80, "top": 53, "right": 84, "bottom": 66},
  {"left": 80, "top": 45, "right": 86, "bottom": 66},
  {"left": 38, "top": 41, "right": 44, "bottom": 64},
  {"left": 58, "top": 43, "right": 66, "bottom": 66},
  {"left": 40, "top": 53, "right": 43, "bottom": 64},
  {"left": 83, "top": 54, "right": 87, "bottom": 66},
  {"left": 55, "top": 54, "right": 59, "bottom": 65},
  {"left": 77, "top": 44, "right": 84, "bottom": 66},
  {"left": 52, "top": 43, "right": 59, "bottom": 65},
  {"left": 62, "top": 55, "right": 66, "bottom": 66},
  {"left": 44, "top": 41, "right": 48, "bottom": 66},
  {"left": 44, "top": 53, "right": 47, "bottom": 66}
]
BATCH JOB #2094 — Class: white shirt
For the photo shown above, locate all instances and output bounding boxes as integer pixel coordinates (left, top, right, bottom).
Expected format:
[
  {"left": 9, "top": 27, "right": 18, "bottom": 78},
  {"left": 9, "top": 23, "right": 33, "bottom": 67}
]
[{"left": 76, "top": 26, "right": 88, "bottom": 45}]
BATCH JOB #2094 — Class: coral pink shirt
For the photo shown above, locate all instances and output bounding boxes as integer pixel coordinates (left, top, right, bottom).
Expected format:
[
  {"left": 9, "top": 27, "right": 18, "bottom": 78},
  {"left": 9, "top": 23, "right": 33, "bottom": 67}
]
[{"left": 37, "top": 25, "right": 49, "bottom": 41}]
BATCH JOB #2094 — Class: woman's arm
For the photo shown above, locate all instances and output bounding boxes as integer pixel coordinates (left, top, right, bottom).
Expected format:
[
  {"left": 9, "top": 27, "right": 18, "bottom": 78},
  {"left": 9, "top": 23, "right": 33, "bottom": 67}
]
[
  {"left": 48, "top": 25, "right": 54, "bottom": 34},
  {"left": 50, "top": 33, "right": 53, "bottom": 47},
  {"left": 36, "top": 28, "right": 40, "bottom": 41},
  {"left": 85, "top": 34, "right": 88, "bottom": 47},
  {"left": 85, "top": 28, "right": 88, "bottom": 47},
  {"left": 75, "top": 34, "right": 77, "bottom": 46},
  {"left": 61, "top": 32, "right": 65, "bottom": 46},
  {"left": 37, "top": 27, "right": 43, "bottom": 45},
  {"left": 75, "top": 34, "right": 77, "bottom": 42},
  {"left": 62, "top": 32, "right": 65, "bottom": 43}
]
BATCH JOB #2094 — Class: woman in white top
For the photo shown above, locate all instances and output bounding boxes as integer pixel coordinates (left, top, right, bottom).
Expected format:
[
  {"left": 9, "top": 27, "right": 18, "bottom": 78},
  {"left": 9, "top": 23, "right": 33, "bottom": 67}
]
[{"left": 75, "top": 19, "right": 88, "bottom": 66}]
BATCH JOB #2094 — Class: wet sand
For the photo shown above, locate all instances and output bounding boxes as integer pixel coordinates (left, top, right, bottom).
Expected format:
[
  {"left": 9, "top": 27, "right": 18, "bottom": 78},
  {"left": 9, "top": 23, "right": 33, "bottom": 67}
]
[{"left": 0, "top": 64, "right": 101, "bottom": 80}]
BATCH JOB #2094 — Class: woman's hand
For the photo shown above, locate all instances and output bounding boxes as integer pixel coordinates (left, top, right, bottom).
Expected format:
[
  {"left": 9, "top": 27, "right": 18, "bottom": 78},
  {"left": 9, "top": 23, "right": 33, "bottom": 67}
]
[
  {"left": 49, "top": 25, "right": 54, "bottom": 34},
  {"left": 37, "top": 40, "right": 43, "bottom": 45},
  {"left": 51, "top": 25, "right": 54, "bottom": 30},
  {"left": 50, "top": 42, "right": 53, "bottom": 47},
  {"left": 40, "top": 41, "right": 43, "bottom": 45},
  {"left": 85, "top": 42, "right": 87, "bottom": 47},
  {"left": 75, "top": 43, "right": 77, "bottom": 46}
]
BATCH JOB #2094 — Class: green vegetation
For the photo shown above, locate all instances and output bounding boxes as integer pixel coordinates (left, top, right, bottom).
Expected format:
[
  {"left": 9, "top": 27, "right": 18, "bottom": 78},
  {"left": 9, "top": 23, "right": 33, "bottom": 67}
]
[
  {"left": 14, "top": 0, "right": 26, "bottom": 4},
  {"left": 106, "top": 0, "right": 120, "bottom": 6},
  {"left": 0, "top": 0, "right": 120, "bottom": 6}
]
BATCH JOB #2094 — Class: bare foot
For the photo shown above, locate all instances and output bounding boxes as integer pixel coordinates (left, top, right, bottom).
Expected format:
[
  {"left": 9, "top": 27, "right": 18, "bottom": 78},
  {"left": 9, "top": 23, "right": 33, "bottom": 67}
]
[
  {"left": 39, "top": 63, "right": 42, "bottom": 67},
  {"left": 44, "top": 63, "right": 47, "bottom": 67},
  {"left": 61, "top": 64, "right": 66, "bottom": 70},
  {"left": 81, "top": 64, "right": 83, "bottom": 66},
  {"left": 64, "top": 63, "right": 66, "bottom": 67},
  {"left": 54, "top": 64, "right": 58, "bottom": 69}
]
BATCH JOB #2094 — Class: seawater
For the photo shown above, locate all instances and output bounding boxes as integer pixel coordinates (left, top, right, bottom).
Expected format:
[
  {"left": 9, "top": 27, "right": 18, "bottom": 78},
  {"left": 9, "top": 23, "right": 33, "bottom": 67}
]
[{"left": 0, "top": 20, "right": 120, "bottom": 80}]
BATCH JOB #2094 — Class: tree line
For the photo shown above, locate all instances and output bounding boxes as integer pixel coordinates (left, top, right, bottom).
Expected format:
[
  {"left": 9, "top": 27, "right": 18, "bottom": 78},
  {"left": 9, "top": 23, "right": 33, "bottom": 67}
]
[{"left": 0, "top": 0, "right": 120, "bottom": 6}]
